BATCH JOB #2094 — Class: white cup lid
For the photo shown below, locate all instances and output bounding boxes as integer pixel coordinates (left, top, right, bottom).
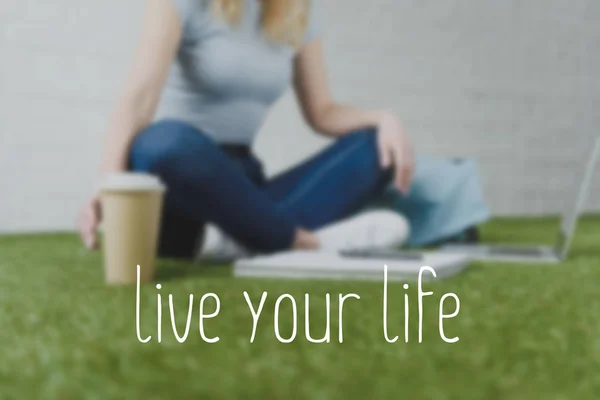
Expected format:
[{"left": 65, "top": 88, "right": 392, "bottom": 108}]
[{"left": 100, "top": 172, "right": 166, "bottom": 192}]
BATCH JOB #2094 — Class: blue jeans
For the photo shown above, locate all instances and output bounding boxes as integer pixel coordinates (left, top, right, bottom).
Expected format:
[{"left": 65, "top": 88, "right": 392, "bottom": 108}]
[{"left": 129, "top": 120, "right": 392, "bottom": 259}]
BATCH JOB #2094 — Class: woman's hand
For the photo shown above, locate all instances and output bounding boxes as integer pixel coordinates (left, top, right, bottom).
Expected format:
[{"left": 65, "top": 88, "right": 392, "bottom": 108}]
[
  {"left": 375, "top": 111, "right": 414, "bottom": 194},
  {"left": 77, "top": 194, "right": 102, "bottom": 250}
]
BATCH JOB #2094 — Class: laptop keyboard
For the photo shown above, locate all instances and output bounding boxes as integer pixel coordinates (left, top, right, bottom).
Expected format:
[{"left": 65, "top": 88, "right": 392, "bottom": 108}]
[{"left": 488, "top": 246, "right": 546, "bottom": 257}]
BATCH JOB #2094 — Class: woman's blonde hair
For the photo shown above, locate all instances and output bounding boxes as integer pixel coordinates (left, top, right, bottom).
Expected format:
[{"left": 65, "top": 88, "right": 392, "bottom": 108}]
[{"left": 212, "top": 0, "right": 310, "bottom": 47}]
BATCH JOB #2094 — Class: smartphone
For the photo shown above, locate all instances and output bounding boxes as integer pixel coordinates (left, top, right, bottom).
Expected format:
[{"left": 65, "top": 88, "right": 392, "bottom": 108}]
[{"left": 339, "top": 248, "right": 424, "bottom": 261}]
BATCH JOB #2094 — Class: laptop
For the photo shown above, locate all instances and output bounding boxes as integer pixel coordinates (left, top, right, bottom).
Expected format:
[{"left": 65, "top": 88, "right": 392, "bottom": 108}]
[{"left": 440, "top": 137, "right": 600, "bottom": 263}]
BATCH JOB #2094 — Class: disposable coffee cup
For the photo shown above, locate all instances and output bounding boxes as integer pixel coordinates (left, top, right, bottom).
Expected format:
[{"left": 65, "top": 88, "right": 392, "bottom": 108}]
[{"left": 100, "top": 173, "right": 166, "bottom": 286}]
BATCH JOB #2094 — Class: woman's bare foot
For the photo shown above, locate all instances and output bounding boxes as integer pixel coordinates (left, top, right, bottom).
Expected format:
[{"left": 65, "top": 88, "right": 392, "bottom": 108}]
[{"left": 292, "top": 229, "right": 320, "bottom": 250}]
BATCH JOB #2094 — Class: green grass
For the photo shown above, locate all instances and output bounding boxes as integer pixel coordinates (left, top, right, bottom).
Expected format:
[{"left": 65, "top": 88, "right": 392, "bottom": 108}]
[{"left": 1, "top": 217, "right": 600, "bottom": 399}]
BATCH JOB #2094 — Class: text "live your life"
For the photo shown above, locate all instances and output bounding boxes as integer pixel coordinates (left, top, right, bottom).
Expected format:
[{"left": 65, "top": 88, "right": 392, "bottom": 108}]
[{"left": 135, "top": 265, "right": 461, "bottom": 344}]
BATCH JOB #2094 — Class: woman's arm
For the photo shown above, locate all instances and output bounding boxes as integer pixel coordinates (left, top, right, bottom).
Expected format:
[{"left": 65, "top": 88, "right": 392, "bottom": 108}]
[
  {"left": 293, "top": 40, "right": 414, "bottom": 193},
  {"left": 293, "top": 41, "right": 382, "bottom": 136},
  {"left": 100, "top": 0, "right": 182, "bottom": 177},
  {"left": 78, "top": 0, "right": 181, "bottom": 249}
]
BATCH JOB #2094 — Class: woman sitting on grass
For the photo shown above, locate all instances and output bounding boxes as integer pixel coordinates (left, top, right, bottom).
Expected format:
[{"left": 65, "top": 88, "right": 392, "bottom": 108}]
[{"left": 78, "top": 0, "right": 413, "bottom": 260}]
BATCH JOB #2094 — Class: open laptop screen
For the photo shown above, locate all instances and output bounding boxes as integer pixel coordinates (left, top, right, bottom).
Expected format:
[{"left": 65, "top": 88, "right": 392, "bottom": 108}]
[{"left": 555, "top": 137, "right": 600, "bottom": 258}]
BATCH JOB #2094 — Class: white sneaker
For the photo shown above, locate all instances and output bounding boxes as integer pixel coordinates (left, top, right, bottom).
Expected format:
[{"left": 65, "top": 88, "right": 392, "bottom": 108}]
[
  {"left": 197, "top": 225, "right": 249, "bottom": 262},
  {"left": 315, "top": 210, "right": 410, "bottom": 251},
  {"left": 198, "top": 210, "right": 409, "bottom": 261}
]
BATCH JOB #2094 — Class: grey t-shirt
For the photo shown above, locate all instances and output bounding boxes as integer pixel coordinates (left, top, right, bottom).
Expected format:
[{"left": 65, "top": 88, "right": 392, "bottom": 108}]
[{"left": 153, "top": 0, "right": 322, "bottom": 145}]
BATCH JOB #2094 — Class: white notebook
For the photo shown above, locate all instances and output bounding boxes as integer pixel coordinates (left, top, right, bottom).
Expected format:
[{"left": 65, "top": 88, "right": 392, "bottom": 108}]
[{"left": 234, "top": 250, "right": 470, "bottom": 281}]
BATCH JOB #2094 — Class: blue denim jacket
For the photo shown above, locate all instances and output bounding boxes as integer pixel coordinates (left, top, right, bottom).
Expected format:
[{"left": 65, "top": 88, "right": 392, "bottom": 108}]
[{"left": 375, "top": 155, "right": 490, "bottom": 247}]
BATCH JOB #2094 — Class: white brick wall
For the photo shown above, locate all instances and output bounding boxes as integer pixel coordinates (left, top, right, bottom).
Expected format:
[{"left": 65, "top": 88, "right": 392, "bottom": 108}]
[{"left": 1, "top": 0, "right": 599, "bottom": 233}]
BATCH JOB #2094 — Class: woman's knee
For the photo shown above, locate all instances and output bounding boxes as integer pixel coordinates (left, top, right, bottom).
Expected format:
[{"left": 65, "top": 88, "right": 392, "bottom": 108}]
[
  {"left": 342, "top": 127, "right": 378, "bottom": 149},
  {"left": 347, "top": 128, "right": 394, "bottom": 190},
  {"left": 129, "top": 120, "right": 214, "bottom": 173},
  {"left": 342, "top": 127, "right": 390, "bottom": 175}
]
